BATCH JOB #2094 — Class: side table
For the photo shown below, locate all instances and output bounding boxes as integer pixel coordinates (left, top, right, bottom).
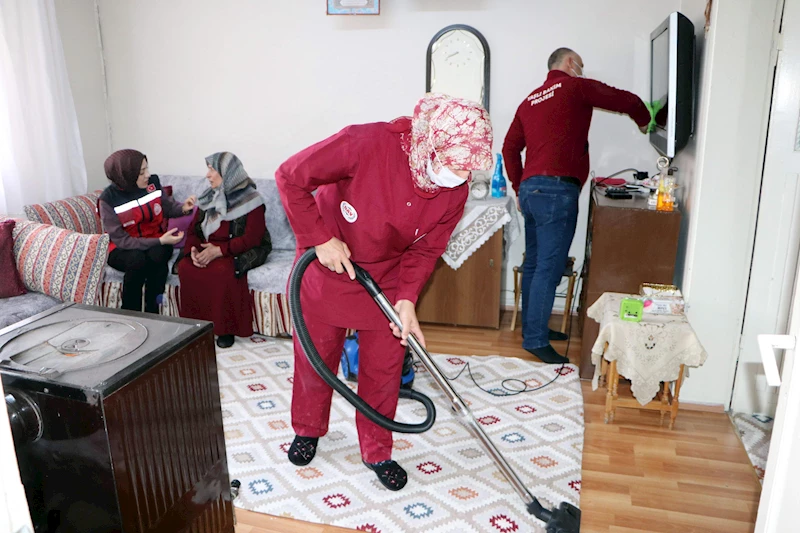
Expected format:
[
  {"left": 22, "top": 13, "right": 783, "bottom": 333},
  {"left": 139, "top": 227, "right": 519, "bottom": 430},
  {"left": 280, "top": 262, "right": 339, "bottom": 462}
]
[
  {"left": 588, "top": 293, "right": 707, "bottom": 430},
  {"left": 601, "top": 354, "right": 686, "bottom": 429}
]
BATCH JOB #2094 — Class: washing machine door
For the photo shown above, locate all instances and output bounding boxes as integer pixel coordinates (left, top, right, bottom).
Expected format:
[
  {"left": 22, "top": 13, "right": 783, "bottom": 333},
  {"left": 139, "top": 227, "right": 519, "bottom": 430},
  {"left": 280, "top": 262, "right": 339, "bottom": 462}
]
[{"left": 0, "top": 319, "right": 147, "bottom": 377}]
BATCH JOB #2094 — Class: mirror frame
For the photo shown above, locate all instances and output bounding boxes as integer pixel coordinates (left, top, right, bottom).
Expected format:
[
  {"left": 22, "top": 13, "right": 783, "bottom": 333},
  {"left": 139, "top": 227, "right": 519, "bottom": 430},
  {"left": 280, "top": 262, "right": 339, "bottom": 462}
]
[{"left": 425, "top": 24, "right": 491, "bottom": 112}]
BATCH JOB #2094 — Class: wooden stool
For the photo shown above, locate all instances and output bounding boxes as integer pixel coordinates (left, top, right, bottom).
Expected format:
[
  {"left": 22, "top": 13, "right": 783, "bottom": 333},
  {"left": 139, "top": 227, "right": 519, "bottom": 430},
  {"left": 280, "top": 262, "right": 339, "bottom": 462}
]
[
  {"left": 510, "top": 255, "right": 577, "bottom": 333},
  {"left": 601, "top": 353, "right": 686, "bottom": 429}
]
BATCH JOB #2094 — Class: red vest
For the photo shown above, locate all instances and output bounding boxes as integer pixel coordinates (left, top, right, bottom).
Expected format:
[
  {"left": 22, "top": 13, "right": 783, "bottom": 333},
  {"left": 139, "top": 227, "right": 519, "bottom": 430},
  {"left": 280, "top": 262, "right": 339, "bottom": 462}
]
[{"left": 110, "top": 183, "right": 165, "bottom": 251}]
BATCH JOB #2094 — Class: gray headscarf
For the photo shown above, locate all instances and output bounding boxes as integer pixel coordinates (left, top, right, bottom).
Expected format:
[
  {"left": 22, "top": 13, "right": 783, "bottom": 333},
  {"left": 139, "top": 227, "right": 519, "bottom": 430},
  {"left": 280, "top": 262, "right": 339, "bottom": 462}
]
[{"left": 196, "top": 152, "right": 264, "bottom": 238}]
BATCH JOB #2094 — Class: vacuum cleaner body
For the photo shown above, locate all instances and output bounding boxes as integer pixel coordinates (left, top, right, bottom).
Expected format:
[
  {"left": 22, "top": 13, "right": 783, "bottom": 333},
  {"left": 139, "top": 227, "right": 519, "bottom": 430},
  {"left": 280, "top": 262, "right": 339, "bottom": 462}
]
[{"left": 341, "top": 332, "right": 415, "bottom": 389}]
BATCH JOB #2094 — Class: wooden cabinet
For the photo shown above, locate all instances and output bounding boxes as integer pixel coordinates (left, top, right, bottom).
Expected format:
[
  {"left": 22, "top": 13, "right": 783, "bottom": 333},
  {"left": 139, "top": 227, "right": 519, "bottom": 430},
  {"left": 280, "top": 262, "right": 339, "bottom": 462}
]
[
  {"left": 416, "top": 229, "right": 503, "bottom": 329},
  {"left": 578, "top": 189, "right": 682, "bottom": 378}
]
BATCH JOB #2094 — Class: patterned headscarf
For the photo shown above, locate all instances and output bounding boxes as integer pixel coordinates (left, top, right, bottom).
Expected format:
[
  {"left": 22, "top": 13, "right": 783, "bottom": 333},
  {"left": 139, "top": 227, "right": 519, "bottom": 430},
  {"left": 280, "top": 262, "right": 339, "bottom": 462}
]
[
  {"left": 196, "top": 152, "right": 264, "bottom": 238},
  {"left": 404, "top": 93, "right": 493, "bottom": 196},
  {"left": 104, "top": 149, "right": 146, "bottom": 191}
]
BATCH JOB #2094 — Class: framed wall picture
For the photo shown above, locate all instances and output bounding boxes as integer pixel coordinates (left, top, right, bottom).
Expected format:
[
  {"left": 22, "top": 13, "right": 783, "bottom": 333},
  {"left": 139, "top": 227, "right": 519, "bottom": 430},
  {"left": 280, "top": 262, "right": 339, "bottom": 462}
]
[{"left": 327, "top": 0, "right": 379, "bottom": 15}]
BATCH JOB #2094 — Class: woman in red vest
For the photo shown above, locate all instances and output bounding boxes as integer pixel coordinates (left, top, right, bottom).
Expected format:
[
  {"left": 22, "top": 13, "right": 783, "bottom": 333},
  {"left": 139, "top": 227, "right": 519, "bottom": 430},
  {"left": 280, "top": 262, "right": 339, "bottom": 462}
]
[
  {"left": 277, "top": 94, "right": 493, "bottom": 491},
  {"left": 99, "top": 149, "right": 195, "bottom": 313}
]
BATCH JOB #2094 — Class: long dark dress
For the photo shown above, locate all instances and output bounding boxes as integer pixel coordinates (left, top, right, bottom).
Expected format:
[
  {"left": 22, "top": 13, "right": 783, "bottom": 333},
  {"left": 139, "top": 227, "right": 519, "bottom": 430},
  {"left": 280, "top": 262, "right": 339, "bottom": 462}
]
[{"left": 178, "top": 205, "right": 266, "bottom": 337}]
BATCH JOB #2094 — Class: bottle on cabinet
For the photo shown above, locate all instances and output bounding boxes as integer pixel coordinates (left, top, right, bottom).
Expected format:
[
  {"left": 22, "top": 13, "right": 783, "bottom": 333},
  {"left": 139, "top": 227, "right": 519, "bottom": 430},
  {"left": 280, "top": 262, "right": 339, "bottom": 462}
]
[
  {"left": 656, "top": 169, "right": 676, "bottom": 212},
  {"left": 491, "top": 153, "right": 507, "bottom": 198}
]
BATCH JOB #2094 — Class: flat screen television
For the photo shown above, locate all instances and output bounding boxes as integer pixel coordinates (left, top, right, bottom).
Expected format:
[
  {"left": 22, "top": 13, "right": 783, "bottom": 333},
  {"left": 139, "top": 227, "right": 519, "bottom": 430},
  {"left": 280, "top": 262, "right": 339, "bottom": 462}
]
[{"left": 650, "top": 12, "right": 695, "bottom": 158}]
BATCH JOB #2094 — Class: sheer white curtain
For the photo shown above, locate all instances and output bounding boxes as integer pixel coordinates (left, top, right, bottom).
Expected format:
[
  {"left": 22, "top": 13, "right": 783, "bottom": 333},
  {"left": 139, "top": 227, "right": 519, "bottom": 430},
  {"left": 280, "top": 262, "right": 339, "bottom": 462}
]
[{"left": 0, "top": 0, "right": 87, "bottom": 215}]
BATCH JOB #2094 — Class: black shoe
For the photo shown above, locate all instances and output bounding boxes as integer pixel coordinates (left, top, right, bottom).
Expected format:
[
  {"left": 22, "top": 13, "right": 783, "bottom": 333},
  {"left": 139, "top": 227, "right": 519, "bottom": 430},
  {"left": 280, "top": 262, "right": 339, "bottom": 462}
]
[
  {"left": 526, "top": 344, "right": 569, "bottom": 364},
  {"left": 288, "top": 436, "right": 319, "bottom": 466},
  {"left": 363, "top": 460, "right": 407, "bottom": 491},
  {"left": 549, "top": 329, "right": 569, "bottom": 341},
  {"left": 216, "top": 335, "right": 235, "bottom": 348}
]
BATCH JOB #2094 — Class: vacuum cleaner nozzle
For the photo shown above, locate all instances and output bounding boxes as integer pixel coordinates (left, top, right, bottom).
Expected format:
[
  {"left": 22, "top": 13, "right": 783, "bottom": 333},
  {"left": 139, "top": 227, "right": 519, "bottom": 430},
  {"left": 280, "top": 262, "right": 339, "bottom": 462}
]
[{"left": 529, "top": 500, "right": 581, "bottom": 533}]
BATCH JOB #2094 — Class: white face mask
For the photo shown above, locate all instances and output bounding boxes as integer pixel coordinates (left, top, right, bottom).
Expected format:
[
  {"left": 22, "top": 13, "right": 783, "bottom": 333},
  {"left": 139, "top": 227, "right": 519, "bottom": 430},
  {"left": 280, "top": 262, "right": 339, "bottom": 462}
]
[
  {"left": 427, "top": 132, "right": 468, "bottom": 188},
  {"left": 427, "top": 157, "right": 467, "bottom": 188},
  {"left": 571, "top": 61, "right": 585, "bottom": 78}
]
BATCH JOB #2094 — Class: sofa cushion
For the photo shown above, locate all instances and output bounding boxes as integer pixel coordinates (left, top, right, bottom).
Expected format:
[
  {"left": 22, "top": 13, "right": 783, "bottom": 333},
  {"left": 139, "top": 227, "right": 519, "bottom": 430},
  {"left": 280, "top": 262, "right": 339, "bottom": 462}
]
[
  {"left": 0, "top": 220, "right": 26, "bottom": 298},
  {"left": 13, "top": 219, "right": 109, "bottom": 305},
  {"left": 242, "top": 250, "right": 295, "bottom": 294},
  {"left": 0, "top": 292, "right": 61, "bottom": 330},
  {"left": 103, "top": 249, "right": 295, "bottom": 295},
  {"left": 24, "top": 190, "right": 103, "bottom": 234},
  {"left": 159, "top": 175, "right": 296, "bottom": 251}
]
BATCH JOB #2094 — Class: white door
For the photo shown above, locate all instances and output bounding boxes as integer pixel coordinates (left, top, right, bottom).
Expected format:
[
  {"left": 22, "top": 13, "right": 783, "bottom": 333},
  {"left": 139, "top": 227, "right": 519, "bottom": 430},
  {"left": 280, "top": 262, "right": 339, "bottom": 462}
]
[
  {"left": 755, "top": 245, "right": 800, "bottom": 531},
  {"left": 731, "top": 0, "right": 800, "bottom": 416}
]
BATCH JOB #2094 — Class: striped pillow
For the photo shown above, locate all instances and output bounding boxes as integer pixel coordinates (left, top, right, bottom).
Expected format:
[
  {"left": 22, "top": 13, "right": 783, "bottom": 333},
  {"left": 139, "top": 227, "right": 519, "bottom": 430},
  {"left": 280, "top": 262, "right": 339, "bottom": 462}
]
[
  {"left": 24, "top": 190, "right": 103, "bottom": 234},
  {"left": 12, "top": 219, "right": 109, "bottom": 305}
]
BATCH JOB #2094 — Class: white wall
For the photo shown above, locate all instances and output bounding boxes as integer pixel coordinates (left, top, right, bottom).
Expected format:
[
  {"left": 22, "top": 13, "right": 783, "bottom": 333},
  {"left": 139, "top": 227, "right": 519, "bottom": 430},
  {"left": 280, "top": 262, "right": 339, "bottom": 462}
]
[
  {"left": 89, "top": 0, "right": 678, "bottom": 306},
  {"left": 54, "top": 0, "right": 109, "bottom": 192},
  {"left": 673, "top": 0, "right": 779, "bottom": 405},
  {"left": 53, "top": 0, "right": 780, "bottom": 408}
]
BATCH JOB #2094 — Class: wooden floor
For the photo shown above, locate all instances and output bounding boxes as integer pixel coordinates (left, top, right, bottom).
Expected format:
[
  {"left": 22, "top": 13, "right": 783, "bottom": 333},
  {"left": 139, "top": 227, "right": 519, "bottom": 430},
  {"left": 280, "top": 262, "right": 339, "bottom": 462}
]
[{"left": 235, "top": 314, "right": 762, "bottom": 533}]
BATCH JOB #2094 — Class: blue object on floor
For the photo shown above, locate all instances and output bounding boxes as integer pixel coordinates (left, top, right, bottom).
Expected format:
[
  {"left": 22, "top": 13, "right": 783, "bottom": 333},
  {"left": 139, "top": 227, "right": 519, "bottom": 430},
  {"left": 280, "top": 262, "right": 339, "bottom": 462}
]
[{"left": 340, "top": 332, "right": 415, "bottom": 389}]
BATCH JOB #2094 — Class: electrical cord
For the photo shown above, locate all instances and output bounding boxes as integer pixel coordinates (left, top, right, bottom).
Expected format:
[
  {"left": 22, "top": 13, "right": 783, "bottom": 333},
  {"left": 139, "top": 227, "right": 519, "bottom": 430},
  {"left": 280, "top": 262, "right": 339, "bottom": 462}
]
[
  {"left": 430, "top": 262, "right": 584, "bottom": 398},
  {"left": 594, "top": 167, "right": 640, "bottom": 186},
  {"left": 417, "top": 359, "right": 566, "bottom": 397},
  {"left": 594, "top": 167, "right": 650, "bottom": 186}
]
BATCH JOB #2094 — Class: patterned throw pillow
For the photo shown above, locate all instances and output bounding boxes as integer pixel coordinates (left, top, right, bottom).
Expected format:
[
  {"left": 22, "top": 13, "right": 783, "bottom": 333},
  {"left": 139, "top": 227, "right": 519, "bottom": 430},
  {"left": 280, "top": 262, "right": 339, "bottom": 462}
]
[
  {"left": 0, "top": 219, "right": 26, "bottom": 298},
  {"left": 24, "top": 190, "right": 103, "bottom": 234},
  {"left": 12, "top": 219, "right": 109, "bottom": 304}
]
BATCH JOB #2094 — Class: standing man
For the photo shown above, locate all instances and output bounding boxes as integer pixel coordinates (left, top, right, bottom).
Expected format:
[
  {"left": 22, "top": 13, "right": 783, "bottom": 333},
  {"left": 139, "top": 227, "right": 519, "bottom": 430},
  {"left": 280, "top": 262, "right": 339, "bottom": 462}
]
[{"left": 503, "top": 48, "right": 650, "bottom": 364}]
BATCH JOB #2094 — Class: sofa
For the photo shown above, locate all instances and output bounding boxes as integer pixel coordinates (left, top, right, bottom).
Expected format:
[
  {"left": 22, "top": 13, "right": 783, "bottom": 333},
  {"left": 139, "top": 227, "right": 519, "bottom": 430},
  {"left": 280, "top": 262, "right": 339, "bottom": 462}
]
[
  {"left": 15, "top": 175, "right": 297, "bottom": 336},
  {"left": 0, "top": 215, "right": 109, "bottom": 330}
]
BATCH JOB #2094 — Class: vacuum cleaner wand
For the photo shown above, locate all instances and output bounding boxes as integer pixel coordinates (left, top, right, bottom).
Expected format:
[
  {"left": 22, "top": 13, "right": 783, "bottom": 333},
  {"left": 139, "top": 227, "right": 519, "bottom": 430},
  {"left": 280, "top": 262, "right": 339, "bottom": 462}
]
[
  {"left": 289, "top": 249, "right": 580, "bottom": 532},
  {"left": 350, "top": 261, "right": 581, "bottom": 533}
]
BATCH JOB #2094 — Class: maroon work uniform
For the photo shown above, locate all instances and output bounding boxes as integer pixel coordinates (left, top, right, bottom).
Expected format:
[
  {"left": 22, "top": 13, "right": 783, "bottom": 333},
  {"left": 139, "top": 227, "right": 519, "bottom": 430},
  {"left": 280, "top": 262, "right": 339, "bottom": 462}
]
[
  {"left": 276, "top": 120, "right": 467, "bottom": 462},
  {"left": 502, "top": 70, "right": 650, "bottom": 193}
]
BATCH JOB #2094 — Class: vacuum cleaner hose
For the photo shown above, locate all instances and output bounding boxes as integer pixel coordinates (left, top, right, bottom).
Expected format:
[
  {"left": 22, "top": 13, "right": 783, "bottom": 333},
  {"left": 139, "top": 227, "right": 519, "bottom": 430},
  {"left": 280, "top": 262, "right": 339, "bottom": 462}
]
[{"left": 288, "top": 248, "right": 436, "bottom": 434}]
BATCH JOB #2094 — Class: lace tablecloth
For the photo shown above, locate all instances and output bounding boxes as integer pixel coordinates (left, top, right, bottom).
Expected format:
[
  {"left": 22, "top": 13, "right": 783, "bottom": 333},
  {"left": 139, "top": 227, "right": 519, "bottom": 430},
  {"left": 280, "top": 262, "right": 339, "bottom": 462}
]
[
  {"left": 588, "top": 292, "right": 708, "bottom": 406},
  {"left": 442, "top": 196, "right": 521, "bottom": 270}
]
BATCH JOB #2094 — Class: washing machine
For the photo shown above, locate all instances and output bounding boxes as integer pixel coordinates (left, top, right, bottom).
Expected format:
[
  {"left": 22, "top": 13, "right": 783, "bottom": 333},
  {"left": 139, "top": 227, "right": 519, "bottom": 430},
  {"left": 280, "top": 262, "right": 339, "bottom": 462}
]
[{"left": 1, "top": 303, "right": 234, "bottom": 533}]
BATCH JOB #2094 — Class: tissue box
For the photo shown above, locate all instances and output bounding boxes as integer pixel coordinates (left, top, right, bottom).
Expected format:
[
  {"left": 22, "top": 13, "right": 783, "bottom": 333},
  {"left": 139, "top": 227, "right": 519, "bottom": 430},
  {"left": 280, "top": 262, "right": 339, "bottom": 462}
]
[
  {"left": 642, "top": 298, "right": 685, "bottom": 315},
  {"left": 639, "top": 283, "right": 685, "bottom": 315}
]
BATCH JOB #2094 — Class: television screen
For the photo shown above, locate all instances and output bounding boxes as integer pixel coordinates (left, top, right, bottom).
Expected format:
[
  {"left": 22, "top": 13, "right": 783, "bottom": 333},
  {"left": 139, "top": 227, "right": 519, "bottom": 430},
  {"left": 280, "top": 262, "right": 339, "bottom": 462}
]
[
  {"left": 649, "top": 12, "right": 695, "bottom": 158},
  {"left": 651, "top": 29, "right": 670, "bottom": 131}
]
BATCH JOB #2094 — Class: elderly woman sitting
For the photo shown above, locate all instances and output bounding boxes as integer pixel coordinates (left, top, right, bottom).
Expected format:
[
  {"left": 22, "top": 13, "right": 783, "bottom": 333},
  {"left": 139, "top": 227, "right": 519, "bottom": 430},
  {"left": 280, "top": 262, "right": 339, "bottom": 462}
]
[{"left": 178, "top": 152, "right": 271, "bottom": 348}]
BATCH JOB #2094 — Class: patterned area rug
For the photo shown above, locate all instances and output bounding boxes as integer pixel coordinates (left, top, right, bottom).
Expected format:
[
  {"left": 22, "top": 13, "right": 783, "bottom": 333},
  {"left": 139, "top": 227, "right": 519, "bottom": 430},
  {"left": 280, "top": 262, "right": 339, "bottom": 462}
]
[
  {"left": 218, "top": 337, "right": 584, "bottom": 532},
  {"left": 732, "top": 412, "right": 774, "bottom": 484}
]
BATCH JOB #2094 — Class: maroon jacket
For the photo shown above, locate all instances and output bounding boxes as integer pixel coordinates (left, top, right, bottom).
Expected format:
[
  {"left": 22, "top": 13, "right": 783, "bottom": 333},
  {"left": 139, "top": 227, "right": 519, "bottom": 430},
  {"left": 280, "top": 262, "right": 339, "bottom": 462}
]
[
  {"left": 276, "top": 120, "right": 468, "bottom": 330},
  {"left": 502, "top": 70, "right": 650, "bottom": 193}
]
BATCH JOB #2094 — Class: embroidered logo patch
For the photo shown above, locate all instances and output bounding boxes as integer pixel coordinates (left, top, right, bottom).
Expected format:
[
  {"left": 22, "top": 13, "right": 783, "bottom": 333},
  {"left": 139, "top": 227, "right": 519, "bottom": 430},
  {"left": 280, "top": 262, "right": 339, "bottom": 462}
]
[
  {"left": 147, "top": 184, "right": 156, "bottom": 193},
  {"left": 340, "top": 201, "right": 358, "bottom": 223},
  {"left": 153, "top": 203, "right": 162, "bottom": 216}
]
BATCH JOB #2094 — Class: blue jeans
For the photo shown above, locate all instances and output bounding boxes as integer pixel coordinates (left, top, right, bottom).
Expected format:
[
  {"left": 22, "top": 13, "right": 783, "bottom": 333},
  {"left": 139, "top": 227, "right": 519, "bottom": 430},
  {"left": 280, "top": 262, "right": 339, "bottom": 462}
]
[{"left": 519, "top": 177, "right": 580, "bottom": 350}]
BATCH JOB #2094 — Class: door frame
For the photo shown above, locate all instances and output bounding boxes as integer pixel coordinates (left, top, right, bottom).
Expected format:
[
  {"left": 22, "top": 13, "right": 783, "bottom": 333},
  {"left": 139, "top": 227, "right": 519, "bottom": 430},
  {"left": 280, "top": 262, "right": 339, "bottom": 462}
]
[{"left": 730, "top": 0, "right": 790, "bottom": 413}]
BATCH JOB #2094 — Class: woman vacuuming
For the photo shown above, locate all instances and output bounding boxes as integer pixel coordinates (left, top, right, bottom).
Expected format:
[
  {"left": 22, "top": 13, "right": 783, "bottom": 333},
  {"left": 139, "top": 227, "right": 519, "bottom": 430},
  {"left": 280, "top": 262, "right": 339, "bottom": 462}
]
[{"left": 276, "top": 93, "right": 493, "bottom": 491}]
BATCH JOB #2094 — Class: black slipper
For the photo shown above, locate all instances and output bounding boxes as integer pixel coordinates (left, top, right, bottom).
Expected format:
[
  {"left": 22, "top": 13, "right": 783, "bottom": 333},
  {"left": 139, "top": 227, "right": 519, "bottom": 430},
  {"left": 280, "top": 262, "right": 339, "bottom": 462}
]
[
  {"left": 363, "top": 460, "right": 408, "bottom": 491},
  {"left": 216, "top": 335, "right": 235, "bottom": 348},
  {"left": 549, "top": 329, "right": 569, "bottom": 341},
  {"left": 526, "top": 344, "right": 569, "bottom": 364},
  {"left": 288, "top": 436, "right": 319, "bottom": 466}
]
